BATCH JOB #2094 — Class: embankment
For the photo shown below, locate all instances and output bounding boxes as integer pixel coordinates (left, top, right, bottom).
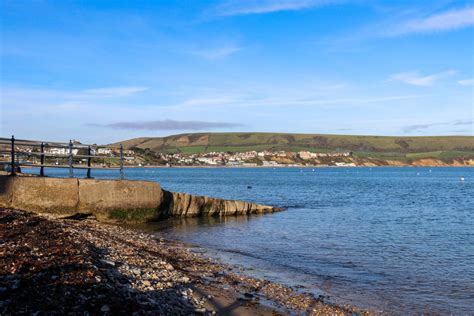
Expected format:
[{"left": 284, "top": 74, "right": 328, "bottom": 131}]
[{"left": 0, "top": 175, "right": 281, "bottom": 222}]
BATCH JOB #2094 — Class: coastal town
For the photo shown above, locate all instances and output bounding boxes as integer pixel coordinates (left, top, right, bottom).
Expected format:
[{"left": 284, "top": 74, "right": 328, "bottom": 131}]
[
  {"left": 1, "top": 141, "right": 356, "bottom": 168},
  {"left": 134, "top": 149, "right": 355, "bottom": 167}
]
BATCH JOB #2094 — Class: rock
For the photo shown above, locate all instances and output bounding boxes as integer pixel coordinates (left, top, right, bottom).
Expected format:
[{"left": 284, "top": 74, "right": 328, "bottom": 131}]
[
  {"left": 159, "top": 189, "right": 281, "bottom": 218},
  {"left": 100, "top": 305, "right": 110, "bottom": 312},
  {"left": 100, "top": 259, "right": 115, "bottom": 267},
  {"left": 194, "top": 308, "right": 207, "bottom": 314}
]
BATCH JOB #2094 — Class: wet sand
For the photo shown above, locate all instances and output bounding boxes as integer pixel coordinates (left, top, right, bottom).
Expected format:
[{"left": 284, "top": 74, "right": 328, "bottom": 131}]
[{"left": 0, "top": 208, "right": 371, "bottom": 315}]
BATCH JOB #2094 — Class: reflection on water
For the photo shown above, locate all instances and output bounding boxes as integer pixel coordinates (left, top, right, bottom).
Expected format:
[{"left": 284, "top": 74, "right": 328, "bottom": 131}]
[
  {"left": 24, "top": 167, "right": 474, "bottom": 314},
  {"left": 128, "top": 214, "right": 267, "bottom": 234}
]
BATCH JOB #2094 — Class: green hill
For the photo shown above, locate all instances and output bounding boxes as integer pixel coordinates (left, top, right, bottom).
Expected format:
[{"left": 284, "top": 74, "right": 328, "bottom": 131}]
[{"left": 112, "top": 132, "right": 474, "bottom": 159}]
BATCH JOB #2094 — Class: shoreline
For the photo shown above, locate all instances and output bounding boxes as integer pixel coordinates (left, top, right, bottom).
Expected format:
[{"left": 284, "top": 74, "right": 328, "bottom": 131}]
[
  {"left": 0, "top": 208, "right": 371, "bottom": 315},
  {"left": 17, "top": 164, "right": 474, "bottom": 170}
]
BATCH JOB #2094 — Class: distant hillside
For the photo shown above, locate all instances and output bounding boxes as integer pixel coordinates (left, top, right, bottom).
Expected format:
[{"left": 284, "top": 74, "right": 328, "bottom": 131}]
[{"left": 111, "top": 133, "right": 474, "bottom": 157}]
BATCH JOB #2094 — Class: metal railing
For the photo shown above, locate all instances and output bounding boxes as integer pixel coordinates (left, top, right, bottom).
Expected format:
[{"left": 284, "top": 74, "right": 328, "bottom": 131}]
[{"left": 0, "top": 136, "right": 124, "bottom": 179}]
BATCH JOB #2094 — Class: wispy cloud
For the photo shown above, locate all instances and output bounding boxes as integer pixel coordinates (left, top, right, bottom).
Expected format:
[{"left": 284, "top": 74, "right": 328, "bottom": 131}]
[
  {"left": 390, "top": 7, "right": 474, "bottom": 36},
  {"left": 453, "top": 120, "right": 474, "bottom": 126},
  {"left": 458, "top": 79, "right": 474, "bottom": 86},
  {"left": 1, "top": 86, "right": 148, "bottom": 107},
  {"left": 335, "top": 6, "right": 474, "bottom": 44},
  {"left": 214, "top": 0, "right": 339, "bottom": 16},
  {"left": 389, "top": 70, "right": 456, "bottom": 86},
  {"left": 192, "top": 46, "right": 242, "bottom": 59},
  {"left": 181, "top": 97, "right": 238, "bottom": 106},
  {"left": 174, "top": 93, "right": 428, "bottom": 109},
  {"left": 83, "top": 86, "right": 148, "bottom": 97},
  {"left": 402, "top": 119, "right": 473, "bottom": 133},
  {"left": 403, "top": 123, "right": 441, "bottom": 133},
  {"left": 100, "top": 119, "right": 243, "bottom": 131}
]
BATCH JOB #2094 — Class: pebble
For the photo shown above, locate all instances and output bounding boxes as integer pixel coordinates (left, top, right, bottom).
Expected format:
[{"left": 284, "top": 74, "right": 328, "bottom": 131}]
[
  {"left": 194, "top": 308, "right": 207, "bottom": 314},
  {"left": 100, "top": 305, "right": 110, "bottom": 312},
  {"left": 100, "top": 259, "right": 116, "bottom": 267}
]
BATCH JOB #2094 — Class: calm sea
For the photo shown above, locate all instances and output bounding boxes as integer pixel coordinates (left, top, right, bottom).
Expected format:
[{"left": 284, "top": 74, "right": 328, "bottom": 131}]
[{"left": 24, "top": 167, "right": 474, "bottom": 314}]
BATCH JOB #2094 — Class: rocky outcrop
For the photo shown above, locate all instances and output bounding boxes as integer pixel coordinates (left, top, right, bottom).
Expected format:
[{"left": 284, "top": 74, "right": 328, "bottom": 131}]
[
  {"left": 159, "top": 190, "right": 279, "bottom": 218},
  {"left": 0, "top": 175, "right": 282, "bottom": 222}
]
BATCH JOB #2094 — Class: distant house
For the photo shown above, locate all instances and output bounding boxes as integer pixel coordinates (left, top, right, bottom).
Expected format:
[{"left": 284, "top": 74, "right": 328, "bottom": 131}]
[
  {"left": 46, "top": 147, "right": 79, "bottom": 156},
  {"left": 97, "top": 148, "right": 113, "bottom": 156},
  {"left": 298, "top": 151, "right": 313, "bottom": 160},
  {"left": 226, "top": 160, "right": 241, "bottom": 166},
  {"left": 197, "top": 157, "right": 218, "bottom": 165},
  {"left": 262, "top": 160, "right": 279, "bottom": 166}
]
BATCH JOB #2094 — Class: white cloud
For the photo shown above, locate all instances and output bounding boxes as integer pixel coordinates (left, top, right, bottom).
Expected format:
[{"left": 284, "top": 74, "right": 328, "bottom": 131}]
[
  {"left": 181, "top": 97, "right": 238, "bottom": 106},
  {"left": 390, "top": 7, "right": 474, "bottom": 36},
  {"left": 0, "top": 86, "right": 148, "bottom": 113},
  {"left": 192, "top": 46, "right": 242, "bottom": 59},
  {"left": 215, "top": 0, "right": 339, "bottom": 16},
  {"left": 336, "top": 7, "right": 474, "bottom": 44},
  {"left": 83, "top": 86, "right": 148, "bottom": 97},
  {"left": 173, "top": 93, "right": 428, "bottom": 109},
  {"left": 458, "top": 79, "right": 474, "bottom": 86},
  {"left": 389, "top": 70, "right": 456, "bottom": 86}
]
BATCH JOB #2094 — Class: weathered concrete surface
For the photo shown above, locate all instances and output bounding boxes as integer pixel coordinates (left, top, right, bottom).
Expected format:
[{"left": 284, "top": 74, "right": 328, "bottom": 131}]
[
  {"left": 0, "top": 176, "right": 14, "bottom": 208},
  {"left": 78, "top": 179, "right": 162, "bottom": 221},
  {"left": 0, "top": 175, "right": 282, "bottom": 222},
  {"left": 1, "top": 176, "right": 79, "bottom": 215}
]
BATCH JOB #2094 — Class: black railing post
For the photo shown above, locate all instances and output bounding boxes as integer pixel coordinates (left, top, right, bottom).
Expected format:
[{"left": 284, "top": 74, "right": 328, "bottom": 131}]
[
  {"left": 68, "top": 140, "right": 74, "bottom": 178},
  {"left": 120, "top": 144, "right": 124, "bottom": 179},
  {"left": 87, "top": 146, "right": 92, "bottom": 178},
  {"left": 40, "top": 142, "right": 45, "bottom": 177},
  {"left": 10, "top": 135, "right": 16, "bottom": 176}
]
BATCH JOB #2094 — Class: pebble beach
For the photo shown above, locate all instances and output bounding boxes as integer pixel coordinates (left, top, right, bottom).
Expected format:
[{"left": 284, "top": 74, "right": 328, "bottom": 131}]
[{"left": 0, "top": 208, "right": 370, "bottom": 315}]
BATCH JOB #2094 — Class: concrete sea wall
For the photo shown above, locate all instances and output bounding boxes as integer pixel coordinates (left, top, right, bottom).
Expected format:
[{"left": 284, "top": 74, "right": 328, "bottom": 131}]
[{"left": 0, "top": 175, "right": 280, "bottom": 222}]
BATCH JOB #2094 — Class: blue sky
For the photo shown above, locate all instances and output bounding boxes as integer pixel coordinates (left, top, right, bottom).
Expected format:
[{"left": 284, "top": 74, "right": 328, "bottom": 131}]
[{"left": 1, "top": 0, "right": 473, "bottom": 144}]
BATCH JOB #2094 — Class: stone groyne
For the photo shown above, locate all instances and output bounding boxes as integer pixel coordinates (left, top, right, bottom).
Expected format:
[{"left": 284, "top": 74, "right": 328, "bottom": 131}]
[
  {"left": 159, "top": 190, "right": 280, "bottom": 217},
  {"left": 0, "top": 176, "right": 281, "bottom": 222}
]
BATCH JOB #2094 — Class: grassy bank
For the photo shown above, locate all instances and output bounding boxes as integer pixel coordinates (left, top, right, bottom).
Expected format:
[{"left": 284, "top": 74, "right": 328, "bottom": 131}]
[{"left": 113, "top": 132, "right": 474, "bottom": 154}]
